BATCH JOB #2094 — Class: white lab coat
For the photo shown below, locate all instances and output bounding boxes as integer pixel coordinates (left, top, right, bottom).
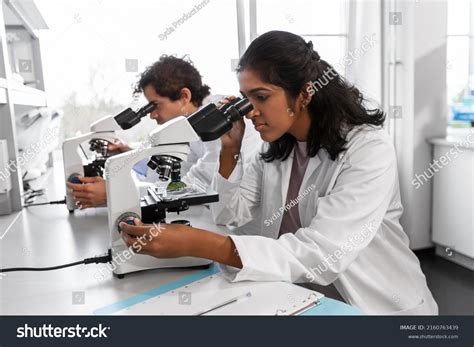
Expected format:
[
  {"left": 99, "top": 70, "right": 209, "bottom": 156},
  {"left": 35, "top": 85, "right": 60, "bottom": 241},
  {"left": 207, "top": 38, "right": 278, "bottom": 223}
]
[{"left": 210, "top": 125, "right": 438, "bottom": 315}]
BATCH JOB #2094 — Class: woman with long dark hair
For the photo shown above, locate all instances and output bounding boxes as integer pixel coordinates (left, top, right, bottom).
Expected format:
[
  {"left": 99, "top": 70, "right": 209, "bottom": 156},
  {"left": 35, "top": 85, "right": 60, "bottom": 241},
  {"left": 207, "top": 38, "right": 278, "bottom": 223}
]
[{"left": 120, "top": 31, "right": 438, "bottom": 315}]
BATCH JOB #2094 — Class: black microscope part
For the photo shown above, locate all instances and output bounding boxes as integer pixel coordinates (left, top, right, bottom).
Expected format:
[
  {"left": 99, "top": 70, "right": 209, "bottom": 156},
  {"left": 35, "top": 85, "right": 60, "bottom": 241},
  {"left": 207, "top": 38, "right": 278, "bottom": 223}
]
[
  {"left": 147, "top": 155, "right": 182, "bottom": 181},
  {"left": 114, "top": 102, "right": 155, "bottom": 130},
  {"left": 187, "top": 97, "right": 253, "bottom": 142}
]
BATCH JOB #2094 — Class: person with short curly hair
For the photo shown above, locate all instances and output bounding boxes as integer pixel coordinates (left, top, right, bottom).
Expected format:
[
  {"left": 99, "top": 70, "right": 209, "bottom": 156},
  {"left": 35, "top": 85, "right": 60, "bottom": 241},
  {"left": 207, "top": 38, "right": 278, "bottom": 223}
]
[{"left": 67, "top": 55, "right": 246, "bottom": 208}]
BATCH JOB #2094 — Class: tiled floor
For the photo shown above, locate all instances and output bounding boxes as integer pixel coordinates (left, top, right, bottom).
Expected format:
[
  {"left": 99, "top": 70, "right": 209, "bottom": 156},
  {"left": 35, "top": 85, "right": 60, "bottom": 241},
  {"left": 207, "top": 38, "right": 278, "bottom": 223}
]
[{"left": 417, "top": 249, "right": 474, "bottom": 315}]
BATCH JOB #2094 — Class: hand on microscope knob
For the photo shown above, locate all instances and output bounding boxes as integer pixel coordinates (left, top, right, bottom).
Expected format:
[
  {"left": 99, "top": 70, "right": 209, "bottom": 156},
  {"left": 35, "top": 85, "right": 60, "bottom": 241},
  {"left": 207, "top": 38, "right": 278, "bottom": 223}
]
[
  {"left": 120, "top": 219, "right": 193, "bottom": 258},
  {"left": 66, "top": 176, "right": 107, "bottom": 209}
]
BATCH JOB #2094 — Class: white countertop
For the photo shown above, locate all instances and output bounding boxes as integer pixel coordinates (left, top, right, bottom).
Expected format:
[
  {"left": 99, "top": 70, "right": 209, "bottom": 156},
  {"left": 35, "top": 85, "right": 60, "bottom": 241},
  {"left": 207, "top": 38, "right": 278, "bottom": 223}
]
[
  {"left": 429, "top": 133, "right": 474, "bottom": 149},
  {"left": 0, "top": 159, "right": 230, "bottom": 315}
]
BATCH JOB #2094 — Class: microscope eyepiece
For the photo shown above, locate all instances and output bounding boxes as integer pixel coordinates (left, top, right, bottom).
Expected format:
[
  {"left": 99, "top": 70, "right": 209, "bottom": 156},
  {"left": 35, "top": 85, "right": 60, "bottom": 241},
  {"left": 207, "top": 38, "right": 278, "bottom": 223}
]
[
  {"left": 114, "top": 102, "right": 155, "bottom": 130},
  {"left": 187, "top": 97, "right": 253, "bottom": 142},
  {"left": 136, "top": 102, "right": 155, "bottom": 118},
  {"left": 224, "top": 98, "right": 253, "bottom": 122}
]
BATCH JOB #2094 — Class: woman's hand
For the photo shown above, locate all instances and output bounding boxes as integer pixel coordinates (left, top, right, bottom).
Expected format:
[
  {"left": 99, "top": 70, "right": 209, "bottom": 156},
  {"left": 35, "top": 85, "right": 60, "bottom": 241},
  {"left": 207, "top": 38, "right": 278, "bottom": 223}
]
[
  {"left": 120, "top": 219, "right": 243, "bottom": 268},
  {"left": 221, "top": 119, "right": 245, "bottom": 151},
  {"left": 120, "top": 220, "right": 194, "bottom": 258},
  {"left": 217, "top": 96, "right": 245, "bottom": 151},
  {"left": 66, "top": 176, "right": 107, "bottom": 209}
]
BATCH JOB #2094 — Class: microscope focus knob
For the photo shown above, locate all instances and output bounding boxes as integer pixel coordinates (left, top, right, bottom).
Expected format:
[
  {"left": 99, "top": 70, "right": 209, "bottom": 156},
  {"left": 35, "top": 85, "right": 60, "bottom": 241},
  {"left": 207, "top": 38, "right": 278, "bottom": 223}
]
[
  {"left": 69, "top": 175, "right": 81, "bottom": 184},
  {"left": 116, "top": 212, "right": 141, "bottom": 233}
]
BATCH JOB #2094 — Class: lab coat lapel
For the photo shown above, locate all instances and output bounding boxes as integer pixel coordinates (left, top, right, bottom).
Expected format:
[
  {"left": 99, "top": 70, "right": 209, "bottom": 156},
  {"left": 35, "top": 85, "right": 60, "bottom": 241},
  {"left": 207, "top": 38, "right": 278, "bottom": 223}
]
[
  {"left": 263, "top": 150, "right": 294, "bottom": 238},
  {"left": 300, "top": 154, "right": 322, "bottom": 193},
  {"left": 279, "top": 150, "right": 294, "bottom": 210},
  {"left": 298, "top": 154, "right": 322, "bottom": 226}
]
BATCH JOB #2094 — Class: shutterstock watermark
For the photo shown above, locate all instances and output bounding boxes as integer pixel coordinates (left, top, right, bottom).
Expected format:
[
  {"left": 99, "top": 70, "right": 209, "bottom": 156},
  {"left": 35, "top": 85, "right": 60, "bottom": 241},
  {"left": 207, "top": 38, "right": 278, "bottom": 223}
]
[
  {"left": 17, "top": 323, "right": 109, "bottom": 338},
  {"left": 412, "top": 129, "right": 474, "bottom": 189},
  {"left": 305, "top": 220, "right": 378, "bottom": 282},
  {"left": 158, "top": 0, "right": 210, "bottom": 41},
  {"left": 0, "top": 126, "right": 59, "bottom": 182},
  {"left": 306, "top": 33, "right": 377, "bottom": 96},
  {"left": 264, "top": 184, "right": 317, "bottom": 227},
  {"left": 93, "top": 222, "right": 164, "bottom": 282}
]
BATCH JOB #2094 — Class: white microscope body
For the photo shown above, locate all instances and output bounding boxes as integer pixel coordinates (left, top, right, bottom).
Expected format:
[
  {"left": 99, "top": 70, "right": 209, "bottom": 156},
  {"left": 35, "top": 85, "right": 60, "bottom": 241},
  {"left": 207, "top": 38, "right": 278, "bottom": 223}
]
[
  {"left": 105, "top": 116, "right": 212, "bottom": 277},
  {"left": 62, "top": 115, "right": 121, "bottom": 212}
]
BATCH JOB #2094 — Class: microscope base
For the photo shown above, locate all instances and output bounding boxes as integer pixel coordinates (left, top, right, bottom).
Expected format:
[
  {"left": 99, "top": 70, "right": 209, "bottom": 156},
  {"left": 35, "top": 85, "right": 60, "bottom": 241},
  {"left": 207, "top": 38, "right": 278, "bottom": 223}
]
[
  {"left": 113, "top": 263, "right": 212, "bottom": 279},
  {"left": 111, "top": 243, "right": 213, "bottom": 277}
]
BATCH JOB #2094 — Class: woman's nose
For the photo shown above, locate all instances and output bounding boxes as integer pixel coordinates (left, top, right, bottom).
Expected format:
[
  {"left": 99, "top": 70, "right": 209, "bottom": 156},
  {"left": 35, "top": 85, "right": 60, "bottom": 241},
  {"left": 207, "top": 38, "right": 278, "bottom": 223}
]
[{"left": 245, "top": 108, "right": 259, "bottom": 119}]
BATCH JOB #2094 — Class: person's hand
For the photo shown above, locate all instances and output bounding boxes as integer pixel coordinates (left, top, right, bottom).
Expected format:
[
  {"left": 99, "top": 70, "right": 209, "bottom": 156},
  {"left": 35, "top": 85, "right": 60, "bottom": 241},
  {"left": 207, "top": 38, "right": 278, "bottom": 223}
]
[
  {"left": 217, "top": 96, "right": 245, "bottom": 151},
  {"left": 120, "top": 219, "right": 243, "bottom": 268},
  {"left": 120, "top": 219, "right": 191, "bottom": 258},
  {"left": 66, "top": 176, "right": 107, "bottom": 209}
]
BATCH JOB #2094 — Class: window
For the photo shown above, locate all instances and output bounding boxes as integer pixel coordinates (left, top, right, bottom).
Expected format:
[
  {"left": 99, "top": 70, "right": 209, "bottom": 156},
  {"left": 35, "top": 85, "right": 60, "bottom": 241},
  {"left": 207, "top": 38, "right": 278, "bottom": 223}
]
[
  {"left": 446, "top": 0, "right": 473, "bottom": 108},
  {"left": 35, "top": 0, "right": 241, "bottom": 142},
  {"left": 249, "top": 0, "right": 348, "bottom": 74}
]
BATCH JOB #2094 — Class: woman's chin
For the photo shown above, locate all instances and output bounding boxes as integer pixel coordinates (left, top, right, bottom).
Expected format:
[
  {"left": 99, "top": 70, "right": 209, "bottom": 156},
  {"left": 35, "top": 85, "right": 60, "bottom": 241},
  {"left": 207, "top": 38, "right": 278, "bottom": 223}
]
[{"left": 260, "top": 131, "right": 279, "bottom": 143}]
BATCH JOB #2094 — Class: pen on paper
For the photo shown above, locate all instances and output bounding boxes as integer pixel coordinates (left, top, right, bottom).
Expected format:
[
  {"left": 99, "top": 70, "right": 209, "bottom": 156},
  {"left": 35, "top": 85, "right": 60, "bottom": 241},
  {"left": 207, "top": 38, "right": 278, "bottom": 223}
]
[{"left": 196, "top": 292, "right": 252, "bottom": 316}]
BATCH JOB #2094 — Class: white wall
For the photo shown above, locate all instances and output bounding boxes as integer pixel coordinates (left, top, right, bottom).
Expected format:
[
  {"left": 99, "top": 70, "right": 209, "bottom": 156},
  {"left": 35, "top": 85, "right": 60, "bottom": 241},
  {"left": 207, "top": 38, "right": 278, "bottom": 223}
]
[{"left": 391, "top": 0, "right": 448, "bottom": 249}]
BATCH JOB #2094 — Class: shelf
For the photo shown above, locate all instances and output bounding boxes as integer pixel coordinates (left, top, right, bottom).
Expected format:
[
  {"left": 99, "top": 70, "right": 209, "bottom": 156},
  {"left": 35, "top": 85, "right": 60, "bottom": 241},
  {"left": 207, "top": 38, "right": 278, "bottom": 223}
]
[
  {"left": 0, "top": 77, "right": 7, "bottom": 103},
  {"left": 10, "top": 82, "right": 46, "bottom": 106}
]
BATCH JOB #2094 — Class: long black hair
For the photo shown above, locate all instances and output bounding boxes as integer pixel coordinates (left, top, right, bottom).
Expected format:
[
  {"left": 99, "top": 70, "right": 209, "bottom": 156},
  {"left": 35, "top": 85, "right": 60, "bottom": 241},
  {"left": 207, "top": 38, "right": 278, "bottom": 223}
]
[
  {"left": 237, "top": 31, "right": 385, "bottom": 162},
  {"left": 134, "top": 55, "right": 210, "bottom": 107}
]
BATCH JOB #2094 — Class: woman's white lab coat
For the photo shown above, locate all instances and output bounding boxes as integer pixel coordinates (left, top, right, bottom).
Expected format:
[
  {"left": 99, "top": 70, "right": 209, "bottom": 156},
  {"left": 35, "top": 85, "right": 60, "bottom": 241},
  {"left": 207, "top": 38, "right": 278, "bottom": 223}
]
[{"left": 210, "top": 125, "right": 438, "bottom": 315}]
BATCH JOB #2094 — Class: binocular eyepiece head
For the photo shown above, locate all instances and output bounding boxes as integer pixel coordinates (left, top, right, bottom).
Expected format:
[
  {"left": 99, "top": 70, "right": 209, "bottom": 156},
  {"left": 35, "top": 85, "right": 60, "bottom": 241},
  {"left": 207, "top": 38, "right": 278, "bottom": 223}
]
[
  {"left": 187, "top": 97, "right": 253, "bottom": 142},
  {"left": 114, "top": 102, "right": 155, "bottom": 130},
  {"left": 218, "top": 97, "right": 253, "bottom": 122}
]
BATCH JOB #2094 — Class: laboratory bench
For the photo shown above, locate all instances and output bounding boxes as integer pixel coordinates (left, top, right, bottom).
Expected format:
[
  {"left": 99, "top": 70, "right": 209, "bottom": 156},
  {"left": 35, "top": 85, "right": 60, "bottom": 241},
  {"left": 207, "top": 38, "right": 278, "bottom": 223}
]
[{"left": 0, "top": 158, "right": 361, "bottom": 315}]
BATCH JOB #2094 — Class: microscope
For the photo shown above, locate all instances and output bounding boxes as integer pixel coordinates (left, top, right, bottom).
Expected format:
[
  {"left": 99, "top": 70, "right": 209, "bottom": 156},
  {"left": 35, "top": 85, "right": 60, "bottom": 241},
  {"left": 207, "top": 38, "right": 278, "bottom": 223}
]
[
  {"left": 63, "top": 102, "right": 155, "bottom": 212},
  {"left": 105, "top": 98, "right": 252, "bottom": 278}
]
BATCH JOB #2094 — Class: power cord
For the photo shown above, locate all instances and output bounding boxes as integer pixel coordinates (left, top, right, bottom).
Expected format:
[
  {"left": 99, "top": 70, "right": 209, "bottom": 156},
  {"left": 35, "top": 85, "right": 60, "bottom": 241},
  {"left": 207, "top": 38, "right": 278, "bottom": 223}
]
[
  {"left": 0, "top": 249, "right": 112, "bottom": 273},
  {"left": 23, "top": 198, "right": 67, "bottom": 207}
]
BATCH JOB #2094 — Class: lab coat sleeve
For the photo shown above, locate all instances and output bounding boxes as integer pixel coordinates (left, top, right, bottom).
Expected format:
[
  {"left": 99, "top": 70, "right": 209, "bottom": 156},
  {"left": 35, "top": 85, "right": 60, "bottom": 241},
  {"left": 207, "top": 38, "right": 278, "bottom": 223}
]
[
  {"left": 221, "top": 130, "right": 397, "bottom": 285},
  {"left": 210, "top": 144, "right": 265, "bottom": 227},
  {"left": 182, "top": 140, "right": 221, "bottom": 187}
]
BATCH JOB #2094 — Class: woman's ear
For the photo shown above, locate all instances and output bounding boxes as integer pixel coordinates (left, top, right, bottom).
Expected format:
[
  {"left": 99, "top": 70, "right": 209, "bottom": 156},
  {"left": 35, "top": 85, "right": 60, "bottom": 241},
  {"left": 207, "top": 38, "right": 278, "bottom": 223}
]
[
  {"left": 298, "top": 84, "right": 313, "bottom": 110},
  {"left": 179, "top": 87, "right": 192, "bottom": 106}
]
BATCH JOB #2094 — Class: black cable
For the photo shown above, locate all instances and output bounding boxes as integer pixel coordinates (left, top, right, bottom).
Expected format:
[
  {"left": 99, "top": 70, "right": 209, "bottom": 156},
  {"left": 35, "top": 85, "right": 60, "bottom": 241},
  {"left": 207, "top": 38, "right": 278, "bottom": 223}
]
[
  {"left": 23, "top": 190, "right": 46, "bottom": 204},
  {"left": 23, "top": 198, "right": 66, "bottom": 207},
  {"left": 0, "top": 249, "right": 112, "bottom": 273}
]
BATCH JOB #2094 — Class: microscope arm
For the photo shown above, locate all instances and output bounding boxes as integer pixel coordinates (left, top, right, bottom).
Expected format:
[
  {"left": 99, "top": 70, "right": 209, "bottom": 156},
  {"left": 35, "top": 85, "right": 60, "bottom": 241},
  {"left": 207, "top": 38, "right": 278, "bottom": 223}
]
[
  {"left": 63, "top": 131, "right": 118, "bottom": 180},
  {"left": 63, "top": 131, "right": 119, "bottom": 211},
  {"left": 105, "top": 144, "right": 191, "bottom": 242}
]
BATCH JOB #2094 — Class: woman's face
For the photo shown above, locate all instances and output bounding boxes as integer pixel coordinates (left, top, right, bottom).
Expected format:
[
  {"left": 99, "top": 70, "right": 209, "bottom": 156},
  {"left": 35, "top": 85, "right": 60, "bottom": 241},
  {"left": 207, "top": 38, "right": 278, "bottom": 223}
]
[
  {"left": 143, "top": 84, "right": 186, "bottom": 125},
  {"left": 238, "top": 69, "right": 303, "bottom": 142}
]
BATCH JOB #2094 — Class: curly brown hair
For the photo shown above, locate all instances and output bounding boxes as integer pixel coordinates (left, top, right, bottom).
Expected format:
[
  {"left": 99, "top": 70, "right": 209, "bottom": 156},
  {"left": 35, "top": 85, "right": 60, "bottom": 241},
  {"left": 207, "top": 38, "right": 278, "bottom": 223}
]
[{"left": 134, "top": 55, "right": 210, "bottom": 107}]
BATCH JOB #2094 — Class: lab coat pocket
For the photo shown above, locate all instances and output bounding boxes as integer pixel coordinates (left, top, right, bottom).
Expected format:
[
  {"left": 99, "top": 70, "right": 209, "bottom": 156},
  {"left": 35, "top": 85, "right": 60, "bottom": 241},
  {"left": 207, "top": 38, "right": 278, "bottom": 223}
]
[{"left": 391, "top": 298, "right": 426, "bottom": 315}]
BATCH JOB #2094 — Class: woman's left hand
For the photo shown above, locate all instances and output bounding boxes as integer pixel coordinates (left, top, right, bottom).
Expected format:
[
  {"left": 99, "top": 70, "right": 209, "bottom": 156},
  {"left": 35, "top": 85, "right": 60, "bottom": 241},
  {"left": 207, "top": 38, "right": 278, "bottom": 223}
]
[{"left": 120, "top": 219, "right": 191, "bottom": 258}]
